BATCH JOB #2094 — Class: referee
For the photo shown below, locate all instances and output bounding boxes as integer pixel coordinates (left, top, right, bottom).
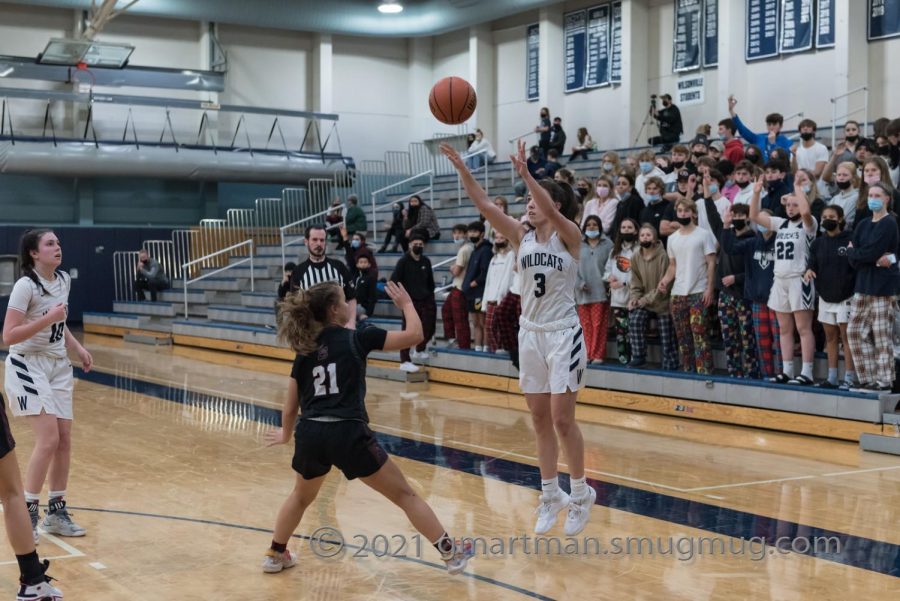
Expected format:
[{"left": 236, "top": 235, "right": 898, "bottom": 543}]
[{"left": 289, "top": 224, "right": 357, "bottom": 328}]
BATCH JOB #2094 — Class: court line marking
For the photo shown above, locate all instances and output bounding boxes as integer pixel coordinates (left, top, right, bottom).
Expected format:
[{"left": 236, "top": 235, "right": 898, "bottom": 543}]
[
  {"left": 0, "top": 533, "right": 86, "bottom": 567},
  {"left": 682, "top": 465, "right": 900, "bottom": 492}
]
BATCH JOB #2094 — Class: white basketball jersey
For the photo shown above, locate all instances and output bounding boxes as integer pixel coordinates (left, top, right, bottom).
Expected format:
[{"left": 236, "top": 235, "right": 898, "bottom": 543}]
[
  {"left": 7, "top": 272, "right": 70, "bottom": 358},
  {"left": 517, "top": 230, "right": 578, "bottom": 328},
  {"left": 771, "top": 216, "right": 817, "bottom": 278}
]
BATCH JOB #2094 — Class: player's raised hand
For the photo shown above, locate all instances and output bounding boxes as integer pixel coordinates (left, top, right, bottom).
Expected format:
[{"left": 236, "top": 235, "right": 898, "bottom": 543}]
[
  {"left": 439, "top": 143, "right": 466, "bottom": 171},
  {"left": 752, "top": 174, "right": 765, "bottom": 195},
  {"left": 385, "top": 281, "right": 413, "bottom": 310}
]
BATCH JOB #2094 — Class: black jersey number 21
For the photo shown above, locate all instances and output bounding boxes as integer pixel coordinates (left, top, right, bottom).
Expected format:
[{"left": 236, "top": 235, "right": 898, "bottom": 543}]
[
  {"left": 49, "top": 322, "right": 64, "bottom": 344},
  {"left": 534, "top": 273, "right": 546, "bottom": 298},
  {"left": 312, "top": 363, "right": 339, "bottom": 396}
]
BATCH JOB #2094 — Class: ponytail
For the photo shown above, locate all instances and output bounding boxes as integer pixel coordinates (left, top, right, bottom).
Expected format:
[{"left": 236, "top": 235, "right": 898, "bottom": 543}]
[{"left": 277, "top": 282, "right": 343, "bottom": 355}]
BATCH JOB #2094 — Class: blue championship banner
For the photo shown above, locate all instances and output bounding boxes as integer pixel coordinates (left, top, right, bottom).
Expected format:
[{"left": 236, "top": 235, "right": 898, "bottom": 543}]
[
  {"left": 611, "top": 1, "right": 623, "bottom": 82},
  {"left": 673, "top": 0, "right": 703, "bottom": 72},
  {"left": 703, "top": 0, "right": 719, "bottom": 67},
  {"left": 780, "top": 0, "right": 815, "bottom": 53},
  {"left": 526, "top": 23, "right": 539, "bottom": 101},
  {"left": 586, "top": 5, "right": 611, "bottom": 88},
  {"left": 868, "top": 0, "right": 900, "bottom": 41},
  {"left": 564, "top": 10, "right": 587, "bottom": 93},
  {"left": 747, "top": 0, "right": 780, "bottom": 61},
  {"left": 816, "top": 0, "right": 835, "bottom": 48}
]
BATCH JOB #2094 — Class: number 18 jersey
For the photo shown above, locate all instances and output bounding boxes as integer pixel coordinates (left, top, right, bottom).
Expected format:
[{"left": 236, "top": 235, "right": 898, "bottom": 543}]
[
  {"left": 7, "top": 272, "right": 70, "bottom": 359},
  {"left": 517, "top": 230, "right": 579, "bottom": 330}
]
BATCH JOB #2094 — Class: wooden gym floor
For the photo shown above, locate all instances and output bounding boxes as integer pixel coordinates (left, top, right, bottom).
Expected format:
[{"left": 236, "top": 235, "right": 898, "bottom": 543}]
[{"left": 0, "top": 334, "right": 897, "bottom": 600}]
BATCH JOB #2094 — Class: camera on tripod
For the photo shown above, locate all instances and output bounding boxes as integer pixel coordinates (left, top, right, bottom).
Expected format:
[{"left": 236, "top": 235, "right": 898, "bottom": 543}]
[{"left": 650, "top": 94, "right": 658, "bottom": 108}]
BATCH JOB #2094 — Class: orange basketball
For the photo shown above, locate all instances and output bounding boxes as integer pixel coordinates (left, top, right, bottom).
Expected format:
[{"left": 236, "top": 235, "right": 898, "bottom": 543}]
[{"left": 428, "top": 77, "right": 477, "bottom": 125}]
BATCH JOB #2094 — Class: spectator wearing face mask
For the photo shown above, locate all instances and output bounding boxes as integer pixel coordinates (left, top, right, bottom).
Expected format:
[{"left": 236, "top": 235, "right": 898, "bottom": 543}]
[
  {"left": 847, "top": 183, "right": 900, "bottom": 391},
  {"left": 744, "top": 144, "right": 764, "bottom": 168},
  {"left": 833, "top": 120, "right": 866, "bottom": 164},
  {"left": 828, "top": 162, "right": 861, "bottom": 228},
  {"left": 639, "top": 177, "right": 672, "bottom": 246},
  {"left": 442, "top": 224, "right": 473, "bottom": 350},
  {"left": 805, "top": 205, "right": 857, "bottom": 389},
  {"left": 549, "top": 117, "right": 567, "bottom": 156},
  {"left": 791, "top": 120, "right": 829, "bottom": 185},
  {"left": 718, "top": 119, "right": 745, "bottom": 165},
  {"left": 718, "top": 160, "right": 739, "bottom": 202},
  {"left": 730, "top": 160, "right": 762, "bottom": 206},
  {"left": 689, "top": 136, "right": 711, "bottom": 170},
  {"left": 761, "top": 159, "right": 792, "bottom": 217},
  {"left": 855, "top": 157, "right": 900, "bottom": 224},
  {"left": 605, "top": 219, "right": 639, "bottom": 364},
  {"left": 727, "top": 95, "right": 793, "bottom": 161},
  {"left": 462, "top": 222, "right": 494, "bottom": 352},
  {"left": 600, "top": 151, "right": 622, "bottom": 177},
  {"left": 649, "top": 93, "right": 683, "bottom": 147},
  {"left": 577, "top": 216, "right": 614, "bottom": 364},
  {"left": 340, "top": 227, "right": 378, "bottom": 279},
  {"left": 390, "top": 234, "right": 436, "bottom": 372},
  {"left": 482, "top": 232, "right": 517, "bottom": 353},
  {"left": 535, "top": 107, "right": 551, "bottom": 156},
  {"left": 581, "top": 176, "right": 619, "bottom": 235},
  {"left": 378, "top": 201, "right": 406, "bottom": 253},
  {"left": 635, "top": 150, "right": 667, "bottom": 202}
]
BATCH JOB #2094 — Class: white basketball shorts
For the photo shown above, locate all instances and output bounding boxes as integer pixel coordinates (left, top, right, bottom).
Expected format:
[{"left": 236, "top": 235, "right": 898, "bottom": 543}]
[
  {"left": 4, "top": 354, "right": 74, "bottom": 419},
  {"left": 518, "top": 323, "right": 587, "bottom": 394}
]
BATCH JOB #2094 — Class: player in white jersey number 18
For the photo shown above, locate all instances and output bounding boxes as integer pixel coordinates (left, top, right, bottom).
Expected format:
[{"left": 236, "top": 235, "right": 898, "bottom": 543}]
[{"left": 441, "top": 140, "right": 596, "bottom": 537}]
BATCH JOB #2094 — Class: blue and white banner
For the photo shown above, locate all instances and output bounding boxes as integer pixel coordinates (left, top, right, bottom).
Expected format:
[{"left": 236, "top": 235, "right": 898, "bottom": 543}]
[
  {"left": 868, "top": 0, "right": 900, "bottom": 41},
  {"left": 816, "top": 0, "right": 835, "bottom": 48},
  {"left": 746, "top": 0, "right": 780, "bottom": 61},
  {"left": 564, "top": 11, "right": 587, "bottom": 93},
  {"left": 526, "top": 23, "right": 539, "bottom": 101},
  {"left": 586, "top": 5, "right": 611, "bottom": 88},
  {"left": 780, "top": 0, "right": 815, "bottom": 53},
  {"left": 703, "top": 0, "right": 719, "bottom": 67},
  {"left": 610, "top": 1, "right": 623, "bottom": 82},
  {"left": 673, "top": 0, "right": 703, "bottom": 72}
]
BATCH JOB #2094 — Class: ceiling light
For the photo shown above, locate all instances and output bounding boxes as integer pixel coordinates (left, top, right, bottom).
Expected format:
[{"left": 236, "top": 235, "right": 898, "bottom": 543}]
[{"left": 378, "top": 1, "right": 403, "bottom": 14}]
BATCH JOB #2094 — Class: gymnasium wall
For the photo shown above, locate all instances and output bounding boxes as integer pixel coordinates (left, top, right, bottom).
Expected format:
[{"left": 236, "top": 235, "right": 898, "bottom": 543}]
[{"left": 0, "top": 225, "right": 175, "bottom": 323}]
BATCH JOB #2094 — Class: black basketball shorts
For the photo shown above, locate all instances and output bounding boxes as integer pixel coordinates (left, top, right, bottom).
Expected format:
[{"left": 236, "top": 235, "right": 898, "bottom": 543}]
[{"left": 292, "top": 419, "right": 388, "bottom": 480}]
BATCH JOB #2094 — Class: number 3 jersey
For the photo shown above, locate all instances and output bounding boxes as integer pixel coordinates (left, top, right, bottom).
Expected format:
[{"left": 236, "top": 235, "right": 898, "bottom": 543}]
[
  {"left": 290, "top": 325, "right": 388, "bottom": 423},
  {"left": 7, "top": 272, "right": 70, "bottom": 358},
  {"left": 517, "top": 230, "right": 579, "bottom": 330},
  {"left": 770, "top": 216, "right": 818, "bottom": 278}
]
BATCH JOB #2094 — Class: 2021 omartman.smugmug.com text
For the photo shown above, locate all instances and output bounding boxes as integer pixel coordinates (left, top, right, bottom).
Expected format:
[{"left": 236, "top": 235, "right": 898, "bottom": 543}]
[{"left": 459, "top": 534, "right": 841, "bottom": 561}]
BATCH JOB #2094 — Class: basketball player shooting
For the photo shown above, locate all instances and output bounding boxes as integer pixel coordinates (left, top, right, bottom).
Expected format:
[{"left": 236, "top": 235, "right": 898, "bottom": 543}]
[{"left": 440, "top": 140, "right": 595, "bottom": 536}]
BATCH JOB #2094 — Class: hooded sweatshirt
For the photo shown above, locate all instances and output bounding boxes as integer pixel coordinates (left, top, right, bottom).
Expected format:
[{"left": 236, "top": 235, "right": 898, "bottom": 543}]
[{"left": 629, "top": 242, "right": 671, "bottom": 314}]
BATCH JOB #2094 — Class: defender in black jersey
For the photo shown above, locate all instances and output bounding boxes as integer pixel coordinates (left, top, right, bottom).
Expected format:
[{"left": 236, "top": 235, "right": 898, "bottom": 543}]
[{"left": 262, "top": 280, "right": 471, "bottom": 575}]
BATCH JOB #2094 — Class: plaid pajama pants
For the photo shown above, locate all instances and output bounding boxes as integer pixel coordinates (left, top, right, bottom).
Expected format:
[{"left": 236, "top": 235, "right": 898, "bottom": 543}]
[
  {"left": 484, "top": 302, "right": 499, "bottom": 352},
  {"left": 670, "top": 293, "right": 712, "bottom": 374},
  {"left": 719, "top": 292, "right": 761, "bottom": 379},
  {"left": 752, "top": 302, "right": 781, "bottom": 379},
  {"left": 492, "top": 292, "right": 521, "bottom": 354},
  {"left": 441, "top": 287, "right": 471, "bottom": 349},
  {"left": 629, "top": 308, "right": 678, "bottom": 370},
  {"left": 577, "top": 302, "right": 610, "bottom": 361},
  {"left": 847, "top": 294, "right": 896, "bottom": 386},
  {"left": 611, "top": 307, "right": 631, "bottom": 364},
  {"left": 401, "top": 298, "right": 436, "bottom": 363}
]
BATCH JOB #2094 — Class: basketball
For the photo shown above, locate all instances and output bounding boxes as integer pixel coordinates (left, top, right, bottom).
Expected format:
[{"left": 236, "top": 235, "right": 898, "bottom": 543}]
[{"left": 428, "top": 76, "right": 477, "bottom": 125}]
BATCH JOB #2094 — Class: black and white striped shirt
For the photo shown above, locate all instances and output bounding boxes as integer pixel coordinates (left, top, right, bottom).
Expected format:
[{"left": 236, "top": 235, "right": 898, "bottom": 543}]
[{"left": 289, "top": 258, "right": 356, "bottom": 301}]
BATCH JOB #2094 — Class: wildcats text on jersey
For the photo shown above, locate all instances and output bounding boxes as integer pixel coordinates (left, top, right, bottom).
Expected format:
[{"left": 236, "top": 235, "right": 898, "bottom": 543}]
[{"left": 520, "top": 252, "right": 565, "bottom": 272}]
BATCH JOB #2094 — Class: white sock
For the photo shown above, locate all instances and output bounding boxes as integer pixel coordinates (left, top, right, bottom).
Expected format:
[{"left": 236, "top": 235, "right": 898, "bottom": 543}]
[
  {"left": 783, "top": 361, "right": 794, "bottom": 378},
  {"left": 570, "top": 476, "right": 588, "bottom": 499},
  {"left": 48, "top": 490, "right": 65, "bottom": 500},
  {"left": 844, "top": 370, "right": 856, "bottom": 383},
  {"left": 827, "top": 367, "right": 838, "bottom": 385},
  {"left": 802, "top": 362, "right": 814, "bottom": 380},
  {"left": 541, "top": 477, "right": 559, "bottom": 497}
]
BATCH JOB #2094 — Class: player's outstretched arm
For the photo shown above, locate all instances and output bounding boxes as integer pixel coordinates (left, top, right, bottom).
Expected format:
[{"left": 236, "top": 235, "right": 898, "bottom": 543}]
[
  {"left": 440, "top": 143, "right": 525, "bottom": 245},
  {"left": 266, "top": 378, "right": 300, "bottom": 446},
  {"left": 513, "top": 140, "right": 582, "bottom": 254},
  {"left": 381, "top": 282, "right": 425, "bottom": 351}
]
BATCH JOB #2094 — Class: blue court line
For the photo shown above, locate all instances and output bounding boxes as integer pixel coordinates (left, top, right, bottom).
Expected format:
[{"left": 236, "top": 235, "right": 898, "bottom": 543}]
[
  {"left": 66, "top": 366, "right": 900, "bottom": 579},
  {"left": 63, "top": 506, "right": 554, "bottom": 601}
]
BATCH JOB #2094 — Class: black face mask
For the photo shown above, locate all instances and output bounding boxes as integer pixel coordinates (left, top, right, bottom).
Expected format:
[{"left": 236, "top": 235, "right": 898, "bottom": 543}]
[
  {"left": 469, "top": 236, "right": 481, "bottom": 244},
  {"left": 789, "top": 213, "right": 802, "bottom": 222},
  {"left": 800, "top": 132, "right": 815, "bottom": 141},
  {"left": 621, "top": 232, "right": 637, "bottom": 242},
  {"left": 495, "top": 242, "right": 507, "bottom": 250},
  {"left": 822, "top": 219, "right": 840, "bottom": 232},
  {"left": 410, "top": 246, "right": 423, "bottom": 256},
  {"left": 676, "top": 216, "right": 693, "bottom": 226},
  {"left": 661, "top": 164, "right": 674, "bottom": 174},
  {"left": 836, "top": 180, "right": 852, "bottom": 190},
  {"left": 746, "top": 154, "right": 760, "bottom": 164},
  {"left": 693, "top": 152, "right": 707, "bottom": 159},
  {"left": 768, "top": 179, "right": 783, "bottom": 189},
  {"left": 845, "top": 135, "right": 859, "bottom": 143},
  {"left": 639, "top": 240, "right": 653, "bottom": 248},
  {"left": 672, "top": 161, "right": 685, "bottom": 169},
  {"left": 577, "top": 187, "right": 590, "bottom": 197},
  {"left": 877, "top": 146, "right": 891, "bottom": 156},
  {"left": 732, "top": 219, "right": 747, "bottom": 230},
  {"left": 736, "top": 180, "right": 751, "bottom": 189}
]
